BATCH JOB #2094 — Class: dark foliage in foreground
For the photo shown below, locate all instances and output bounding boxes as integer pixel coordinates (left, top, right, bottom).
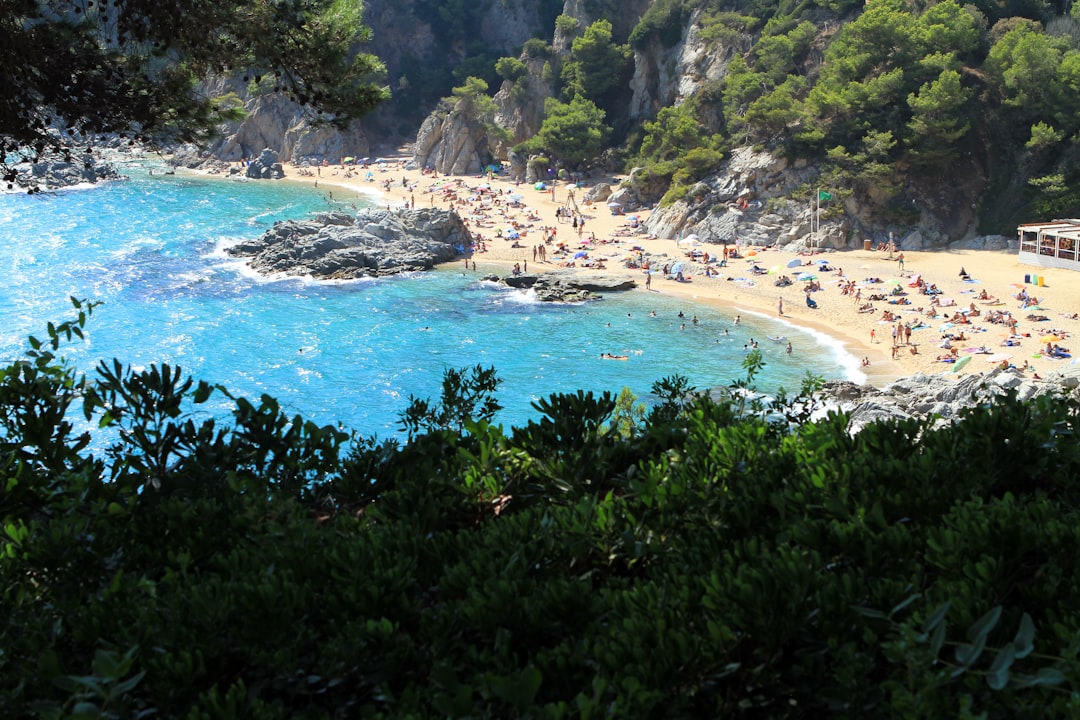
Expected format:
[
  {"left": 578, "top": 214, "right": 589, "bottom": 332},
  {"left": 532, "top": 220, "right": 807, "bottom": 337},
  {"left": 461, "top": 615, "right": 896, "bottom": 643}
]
[
  {"left": 2, "top": 301, "right": 1079, "bottom": 718},
  {"left": 1, "top": 0, "right": 387, "bottom": 181}
]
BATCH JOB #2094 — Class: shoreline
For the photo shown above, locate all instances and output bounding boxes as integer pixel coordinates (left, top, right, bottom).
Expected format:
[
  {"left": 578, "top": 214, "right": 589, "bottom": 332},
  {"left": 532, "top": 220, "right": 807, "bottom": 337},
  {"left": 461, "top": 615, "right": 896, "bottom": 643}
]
[{"left": 256, "top": 154, "right": 1075, "bottom": 386}]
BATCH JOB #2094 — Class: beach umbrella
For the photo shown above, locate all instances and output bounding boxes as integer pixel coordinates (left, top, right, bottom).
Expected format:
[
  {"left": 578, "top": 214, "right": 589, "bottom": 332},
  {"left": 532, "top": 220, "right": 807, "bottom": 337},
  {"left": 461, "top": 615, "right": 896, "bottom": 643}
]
[
  {"left": 787, "top": 258, "right": 802, "bottom": 268},
  {"left": 800, "top": 274, "right": 817, "bottom": 281},
  {"left": 671, "top": 261, "right": 683, "bottom": 275},
  {"left": 508, "top": 193, "right": 524, "bottom": 202},
  {"left": 951, "top": 355, "right": 972, "bottom": 373},
  {"left": 342, "top": 156, "right": 355, "bottom": 163},
  {"left": 574, "top": 251, "right": 587, "bottom": 258},
  {"left": 685, "top": 233, "right": 700, "bottom": 242},
  {"left": 1041, "top": 334, "right": 1063, "bottom": 343},
  {"left": 816, "top": 258, "right": 830, "bottom": 264},
  {"left": 606, "top": 201, "right": 622, "bottom": 207},
  {"left": 939, "top": 322, "right": 955, "bottom": 332},
  {"left": 534, "top": 182, "right": 546, "bottom": 190},
  {"left": 507, "top": 231, "right": 520, "bottom": 239},
  {"left": 985, "top": 353, "right": 1012, "bottom": 363},
  {"left": 769, "top": 266, "right": 780, "bottom": 274}
]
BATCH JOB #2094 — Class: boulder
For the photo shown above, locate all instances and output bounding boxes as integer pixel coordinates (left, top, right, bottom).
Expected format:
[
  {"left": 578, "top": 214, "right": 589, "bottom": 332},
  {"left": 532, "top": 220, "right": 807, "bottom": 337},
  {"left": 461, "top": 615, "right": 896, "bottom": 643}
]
[
  {"left": 226, "top": 208, "right": 472, "bottom": 279},
  {"left": 245, "top": 148, "right": 285, "bottom": 179}
]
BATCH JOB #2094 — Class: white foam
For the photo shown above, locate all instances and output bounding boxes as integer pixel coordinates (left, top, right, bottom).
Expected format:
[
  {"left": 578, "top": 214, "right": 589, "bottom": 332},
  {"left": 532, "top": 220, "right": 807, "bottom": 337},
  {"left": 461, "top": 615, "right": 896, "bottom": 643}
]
[{"left": 738, "top": 308, "right": 867, "bottom": 384}]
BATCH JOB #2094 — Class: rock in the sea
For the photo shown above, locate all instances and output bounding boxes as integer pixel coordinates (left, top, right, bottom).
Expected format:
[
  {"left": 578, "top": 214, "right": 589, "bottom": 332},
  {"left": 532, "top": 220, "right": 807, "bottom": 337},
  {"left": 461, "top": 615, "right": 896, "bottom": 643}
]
[
  {"left": 227, "top": 208, "right": 472, "bottom": 279},
  {"left": 485, "top": 269, "right": 637, "bottom": 302}
]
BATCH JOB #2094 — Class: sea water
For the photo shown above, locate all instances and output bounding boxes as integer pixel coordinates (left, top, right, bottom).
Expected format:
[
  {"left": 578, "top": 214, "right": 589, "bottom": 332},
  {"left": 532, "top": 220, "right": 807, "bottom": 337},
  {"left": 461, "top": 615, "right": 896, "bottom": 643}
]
[{"left": 0, "top": 163, "right": 860, "bottom": 438}]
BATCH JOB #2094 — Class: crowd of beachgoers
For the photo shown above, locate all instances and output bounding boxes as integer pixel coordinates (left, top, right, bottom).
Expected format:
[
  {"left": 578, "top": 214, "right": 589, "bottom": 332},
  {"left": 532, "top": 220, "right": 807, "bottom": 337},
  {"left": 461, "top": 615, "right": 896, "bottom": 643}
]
[{"left": 281, "top": 154, "right": 1079, "bottom": 385}]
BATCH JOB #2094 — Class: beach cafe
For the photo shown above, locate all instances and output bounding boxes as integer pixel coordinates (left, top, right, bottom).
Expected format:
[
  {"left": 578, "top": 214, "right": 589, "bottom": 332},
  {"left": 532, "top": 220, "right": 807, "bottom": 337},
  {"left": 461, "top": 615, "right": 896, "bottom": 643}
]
[{"left": 1018, "top": 219, "right": 1080, "bottom": 272}]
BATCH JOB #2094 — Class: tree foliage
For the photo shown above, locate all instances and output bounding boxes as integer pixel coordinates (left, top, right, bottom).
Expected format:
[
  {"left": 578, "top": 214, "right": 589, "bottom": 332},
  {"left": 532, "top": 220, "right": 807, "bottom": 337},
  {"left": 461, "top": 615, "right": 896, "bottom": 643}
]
[
  {"left": 0, "top": 0, "right": 388, "bottom": 170},
  {"left": 4, "top": 304, "right": 1080, "bottom": 717},
  {"left": 560, "top": 19, "right": 631, "bottom": 104},
  {"left": 531, "top": 95, "right": 610, "bottom": 166}
]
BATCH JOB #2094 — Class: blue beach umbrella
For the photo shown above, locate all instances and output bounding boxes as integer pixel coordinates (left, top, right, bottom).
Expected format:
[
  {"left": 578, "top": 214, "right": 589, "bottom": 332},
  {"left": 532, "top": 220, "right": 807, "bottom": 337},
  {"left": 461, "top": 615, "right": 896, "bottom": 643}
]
[{"left": 787, "top": 258, "right": 802, "bottom": 268}]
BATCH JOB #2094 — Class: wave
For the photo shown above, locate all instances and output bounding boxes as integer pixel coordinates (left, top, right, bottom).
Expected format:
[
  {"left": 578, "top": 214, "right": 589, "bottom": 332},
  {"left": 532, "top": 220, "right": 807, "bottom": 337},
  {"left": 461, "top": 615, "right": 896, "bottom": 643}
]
[{"left": 737, "top": 309, "right": 866, "bottom": 384}]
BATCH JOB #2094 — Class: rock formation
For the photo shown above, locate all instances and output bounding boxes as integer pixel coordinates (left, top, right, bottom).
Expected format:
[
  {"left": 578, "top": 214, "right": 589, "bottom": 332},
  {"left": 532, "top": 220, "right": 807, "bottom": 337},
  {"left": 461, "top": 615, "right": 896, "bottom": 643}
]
[
  {"left": 226, "top": 208, "right": 472, "bottom": 279},
  {"left": 485, "top": 269, "right": 637, "bottom": 302},
  {"left": 412, "top": 100, "right": 495, "bottom": 175},
  {"left": 245, "top": 148, "right": 285, "bottom": 179},
  {"left": 814, "top": 365, "right": 1080, "bottom": 433},
  {"left": 10, "top": 151, "right": 123, "bottom": 192}
]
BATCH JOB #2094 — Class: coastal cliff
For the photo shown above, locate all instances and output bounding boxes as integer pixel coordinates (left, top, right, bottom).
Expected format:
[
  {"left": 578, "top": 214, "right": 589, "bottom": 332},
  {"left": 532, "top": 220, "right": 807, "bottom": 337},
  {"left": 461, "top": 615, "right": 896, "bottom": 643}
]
[{"left": 187, "top": 0, "right": 1080, "bottom": 245}]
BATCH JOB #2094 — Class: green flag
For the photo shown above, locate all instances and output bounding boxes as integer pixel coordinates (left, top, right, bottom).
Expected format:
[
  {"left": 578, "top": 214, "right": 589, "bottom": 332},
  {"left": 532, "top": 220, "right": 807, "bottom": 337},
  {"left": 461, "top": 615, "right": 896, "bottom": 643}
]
[{"left": 818, "top": 190, "right": 834, "bottom": 201}]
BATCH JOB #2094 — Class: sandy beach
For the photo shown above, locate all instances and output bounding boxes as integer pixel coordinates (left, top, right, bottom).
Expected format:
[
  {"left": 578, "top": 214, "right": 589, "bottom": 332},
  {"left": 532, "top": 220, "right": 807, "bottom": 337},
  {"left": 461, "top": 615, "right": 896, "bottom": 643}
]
[{"left": 282, "top": 152, "right": 1079, "bottom": 386}]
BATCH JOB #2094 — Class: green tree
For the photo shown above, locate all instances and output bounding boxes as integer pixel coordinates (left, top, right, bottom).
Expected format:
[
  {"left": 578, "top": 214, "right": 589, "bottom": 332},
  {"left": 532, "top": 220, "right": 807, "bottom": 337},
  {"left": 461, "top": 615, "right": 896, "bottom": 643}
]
[
  {"left": 495, "top": 56, "right": 528, "bottom": 83},
  {"left": 985, "top": 22, "right": 1065, "bottom": 116},
  {"left": 906, "top": 69, "right": 973, "bottom": 162},
  {"left": 745, "top": 76, "right": 807, "bottom": 141},
  {"left": 560, "top": 19, "right": 631, "bottom": 103},
  {"left": 534, "top": 96, "right": 610, "bottom": 165},
  {"left": 450, "top": 77, "right": 510, "bottom": 143},
  {"left": 0, "top": 0, "right": 388, "bottom": 170}
]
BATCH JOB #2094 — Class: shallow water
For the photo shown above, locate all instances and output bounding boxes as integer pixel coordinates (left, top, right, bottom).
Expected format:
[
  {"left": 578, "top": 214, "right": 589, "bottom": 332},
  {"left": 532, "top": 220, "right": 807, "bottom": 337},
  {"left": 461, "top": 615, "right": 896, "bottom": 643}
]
[{"left": 0, "top": 164, "right": 859, "bottom": 438}]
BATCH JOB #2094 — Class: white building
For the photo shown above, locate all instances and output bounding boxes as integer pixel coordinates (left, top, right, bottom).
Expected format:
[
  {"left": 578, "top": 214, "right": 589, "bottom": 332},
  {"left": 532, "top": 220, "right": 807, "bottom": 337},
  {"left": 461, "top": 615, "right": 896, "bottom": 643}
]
[{"left": 1017, "top": 219, "right": 1080, "bottom": 270}]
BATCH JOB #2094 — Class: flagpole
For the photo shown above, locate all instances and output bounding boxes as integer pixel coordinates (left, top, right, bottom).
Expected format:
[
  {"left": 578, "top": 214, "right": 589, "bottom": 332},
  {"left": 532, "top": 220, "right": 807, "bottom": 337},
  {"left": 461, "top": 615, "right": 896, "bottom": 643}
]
[{"left": 814, "top": 187, "right": 819, "bottom": 255}]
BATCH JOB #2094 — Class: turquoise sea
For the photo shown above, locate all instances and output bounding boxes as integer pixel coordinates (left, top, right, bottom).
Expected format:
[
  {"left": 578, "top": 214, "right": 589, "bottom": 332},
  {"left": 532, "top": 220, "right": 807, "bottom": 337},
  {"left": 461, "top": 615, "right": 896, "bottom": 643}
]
[{"left": 0, "top": 162, "right": 862, "bottom": 438}]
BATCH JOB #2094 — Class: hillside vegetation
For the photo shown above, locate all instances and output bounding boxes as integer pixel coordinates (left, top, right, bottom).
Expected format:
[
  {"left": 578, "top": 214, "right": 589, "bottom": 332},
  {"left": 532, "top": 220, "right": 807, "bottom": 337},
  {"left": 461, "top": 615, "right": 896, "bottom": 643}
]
[{"left": 407, "top": 0, "right": 1080, "bottom": 234}]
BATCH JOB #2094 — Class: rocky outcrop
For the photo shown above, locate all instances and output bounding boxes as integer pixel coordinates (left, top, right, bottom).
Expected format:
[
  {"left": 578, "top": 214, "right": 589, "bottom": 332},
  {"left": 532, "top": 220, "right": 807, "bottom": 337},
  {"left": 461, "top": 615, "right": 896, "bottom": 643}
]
[
  {"left": 226, "top": 208, "right": 472, "bottom": 279},
  {"left": 815, "top": 366, "right": 1080, "bottom": 433},
  {"left": 245, "top": 148, "right": 285, "bottom": 179},
  {"left": 11, "top": 152, "right": 123, "bottom": 191},
  {"left": 628, "top": 6, "right": 733, "bottom": 120},
  {"left": 412, "top": 100, "right": 494, "bottom": 175},
  {"left": 485, "top": 269, "right": 637, "bottom": 302}
]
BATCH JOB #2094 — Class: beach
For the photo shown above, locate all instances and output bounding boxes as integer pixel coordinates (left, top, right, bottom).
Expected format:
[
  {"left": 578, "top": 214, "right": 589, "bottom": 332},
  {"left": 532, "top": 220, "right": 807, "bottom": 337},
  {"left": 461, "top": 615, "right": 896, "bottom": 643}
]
[{"left": 285, "top": 153, "right": 1079, "bottom": 386}]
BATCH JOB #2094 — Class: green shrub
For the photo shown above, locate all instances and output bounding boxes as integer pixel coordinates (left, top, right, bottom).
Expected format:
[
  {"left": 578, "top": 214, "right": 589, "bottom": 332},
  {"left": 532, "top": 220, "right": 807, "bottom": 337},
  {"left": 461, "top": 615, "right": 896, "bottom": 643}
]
[{"left": 5, "top": 305, "right": 1080, "bottom": 717}]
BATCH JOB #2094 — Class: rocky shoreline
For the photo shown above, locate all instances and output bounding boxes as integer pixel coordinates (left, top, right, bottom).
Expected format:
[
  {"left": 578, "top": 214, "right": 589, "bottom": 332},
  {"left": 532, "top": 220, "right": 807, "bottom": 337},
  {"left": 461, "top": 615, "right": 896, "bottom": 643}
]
[
  {"left": 9, "top": 151, "right": 123, "bottom": 192},
  {"left": 817, "top": 365, "right": 1080, "bottom": 432},
  {"left": 225, "top": 205, "right": 643, "bottom": 301}
]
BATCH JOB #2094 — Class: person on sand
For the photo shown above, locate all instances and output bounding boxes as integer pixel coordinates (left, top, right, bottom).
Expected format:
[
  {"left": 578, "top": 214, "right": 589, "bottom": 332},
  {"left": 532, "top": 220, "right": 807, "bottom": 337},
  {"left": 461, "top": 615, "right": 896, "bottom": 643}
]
[
  {"left": 862, "top": 356, "right": 870, "bottom": 367},
  {"left": 897, "top": 253, "right": 905, "bottom": 271},
  {"left": 778, "top": 297, "right": 784, "bottom": 316}
]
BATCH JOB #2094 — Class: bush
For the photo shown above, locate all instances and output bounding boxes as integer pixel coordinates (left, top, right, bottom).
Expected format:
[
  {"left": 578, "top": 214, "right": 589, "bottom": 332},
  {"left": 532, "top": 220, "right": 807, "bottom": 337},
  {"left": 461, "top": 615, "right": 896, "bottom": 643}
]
[{"left": 4, "top": 305, "right": 1080, "bottom": 717}]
